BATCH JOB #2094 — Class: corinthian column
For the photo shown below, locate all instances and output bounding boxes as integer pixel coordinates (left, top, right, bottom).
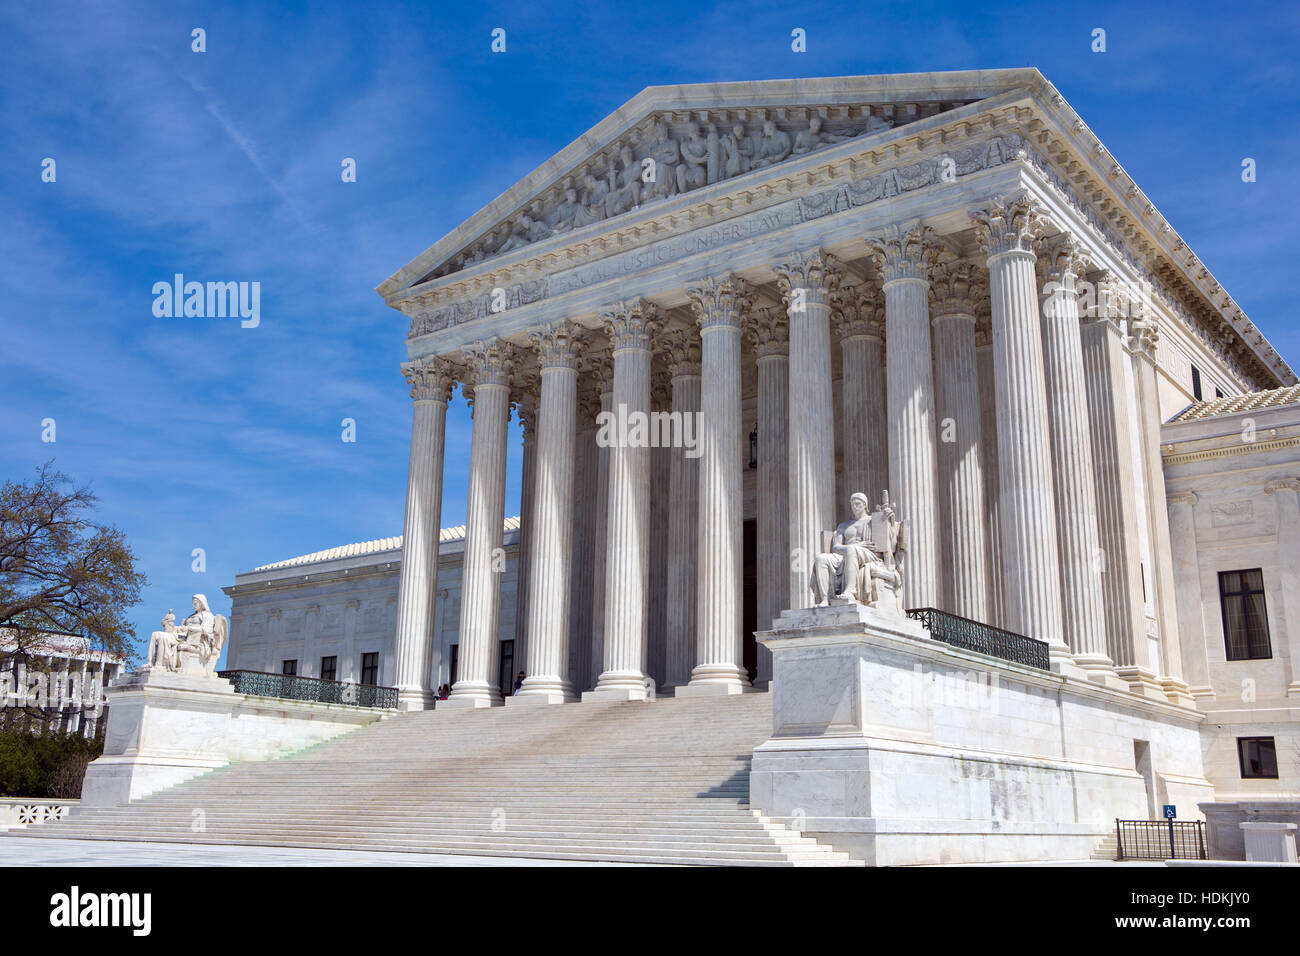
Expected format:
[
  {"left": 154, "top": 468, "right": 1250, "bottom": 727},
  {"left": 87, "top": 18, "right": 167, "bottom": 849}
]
[
  {"left": 1038, "top": 235, "right": 1119, "bottom": 683},
  {"left": 867, "top": 221, "right": 940, "bottom": 610},
  {"left": 970, "top": 196, "right": 1069, "bottom": 667},
  {"left": 511, "top": 374, "right": 538, "bottom": 679},
  {"left": 774, "top": 249, "right": 840, "bottom": 609},
  {"left": 588, "top": 300, "right": 656, "bottom": 700},
  {"left": 445, "top": 340, "right": 513, "bottom": 708},
  {"left": 392, "top": 355, "right": 454, "bottom": 711},
  {"left": 679, "top": 275, "right": 751, "bottom": 696},
  {"left": 746, "top": 306, "right": 789, "bottom": 686},
  {"left": 833, "top": 283, "right": 888, "bottom": 503},
  {"left": 1264, "top": 479, "right": 1300, "bottom": 697},
  {"left": 568, "top": 382, "right": 601, "bottom": 692},
  {"left": 974, "top": 308, "right": 1006, "bottom": 628},
  {"left": 587, "top": 351, "right": 614, "bottom": 691},
  {"left": 929, "top": 258, "right": 988, "bottom": 621},
  {"left": 513, "top": 323, "right": 580, "bottom": 705},
  {"left": 662, "top": 329, "right": 701, "bottom": 692}
]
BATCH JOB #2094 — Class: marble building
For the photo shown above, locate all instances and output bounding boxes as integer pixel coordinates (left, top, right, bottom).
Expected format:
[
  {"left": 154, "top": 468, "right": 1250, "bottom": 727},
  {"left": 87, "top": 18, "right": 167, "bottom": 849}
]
[
  {"left": 366, "top": 68, "right": 1293, "bottom": 715},
  {"left": 0, "top": 633, "right": 126, "bottom": 737}
]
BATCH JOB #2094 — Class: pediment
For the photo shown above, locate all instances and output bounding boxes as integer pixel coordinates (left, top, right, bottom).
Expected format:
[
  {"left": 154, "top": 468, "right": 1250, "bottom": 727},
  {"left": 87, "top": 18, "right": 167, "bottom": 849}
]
[{"left": 377, "top": 70, "right": 1043, "bottom": 298}]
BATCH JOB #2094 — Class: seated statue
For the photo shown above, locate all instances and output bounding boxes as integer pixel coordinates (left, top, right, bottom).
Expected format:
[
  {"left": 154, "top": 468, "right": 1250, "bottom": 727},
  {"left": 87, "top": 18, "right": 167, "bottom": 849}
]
[
  {"left": 144, "top": 593, "right": 228, "bottom": 676},
  {"left": 810, "top": 492, "right": 907, "bottom": 613}
]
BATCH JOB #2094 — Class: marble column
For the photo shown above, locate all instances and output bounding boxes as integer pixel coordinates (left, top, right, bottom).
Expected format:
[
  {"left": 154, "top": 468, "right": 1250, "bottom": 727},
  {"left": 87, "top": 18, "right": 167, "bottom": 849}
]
[
  {"left": 833, "top": 283, "right": 888, "bottom": 503},
  {"left": 588, "top": 352, "right": 614, "bottom": 691},
  {"left": 867, "top": 221, "right": 940, "bottom": 610},
  {"left": 1265, "top": 479, "right": 1300, "bottom": 697},
  {"left": 970, "top": 196, "right": 1069, "bottom": 667},
  {"left": 647, "top": 370, "right": 672, "bottom": 687},
  {"left": 514, "top": 324, "right": 580, "bottom": 704},
  {"left": 1038, "top": 235, "right": 1119, "bottom": 684},
  {"left": 746, "top": 306, "right": 789, "bottom": 686},
  {"left": 589, "top": 300, "right": 656, "bottom": 700},
  {"left": 773, "top": 248, "right": 840, "bottom": 610},
  {"left": 1167, "top": 491, "right": 1214, "bottom": 700},
  {"left": 680, "top": 275, "right": 751, "bottom": 696},
  {"left": 974, "top": 312, "right": 1006, "bottom": 628},
  {"left": 392, "top": 356, "right": 454, "bottom": 711},
  {"left": 929, "top": 258, "right": 988, "bottom": 621},
  {"left": 511, "top": 377, "right": 539, "bottom": 680},
  {"left": 568, "top": 383, "right": 601, "bottom": 692},
  {"left": 446, "top": 340, "right": 513, "bottom": 708},
  {"left": 663, "top": 330, "right": 702, "bottom": 692},
  {"left": 1079, "top": 286, "right": 1157, "bottom": 688},
  {"left": 1131, "top": 319, "right": 1194, "bottom": 706}
]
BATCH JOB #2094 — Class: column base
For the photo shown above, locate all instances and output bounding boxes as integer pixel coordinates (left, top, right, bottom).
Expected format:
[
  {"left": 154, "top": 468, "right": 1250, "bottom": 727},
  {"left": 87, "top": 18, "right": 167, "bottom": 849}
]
[
  {"left": 442, "top": 681, "right": 504, "bottom": 709},
  {"left": 396, "top": 688, "right": 437, "bottom": 712},
  {"left": 508, "top": 678, "right": 577, "bottom": 706},
  {"left": 1286, "top": 682, "right": 1300, "bottom": 699},
  {"left": 1160, "top": 677, "right": 1198, "bottom": 709},
  {"left": 1113, "top": 666, "right": 1169, "bottom": 701},
  {"left": 1047, "top": 646, "right": 1088, "bottom": 680},
  {"left": 582, "top": 673, "right": 649, "bottom": 702},
  {"left": 675, "top": 681, "right": 755, "bottom": 698},
  {"left": 1072, "top": 654, "right": 1131, "bottom": 692}
]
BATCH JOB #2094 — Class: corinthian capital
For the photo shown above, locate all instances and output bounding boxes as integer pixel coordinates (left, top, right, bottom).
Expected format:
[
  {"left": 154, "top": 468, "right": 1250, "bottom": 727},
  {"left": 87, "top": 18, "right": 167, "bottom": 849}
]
[
  {"left": 512, "top": 370, "right": 540, "bottom": 438},
  {"left": 772, "top": 247, "right": 842, "bottom": 307},
  {"left": 1128, "top": 317, "right": 1160, "bottom": 359},
  {"left": 928, "top": 259, "right": 977, "bottom": 320},
  {"left": 745, "top": 305, "right": 790, "bottom": 358},
  {"left": 601, "top": 298, "right": 658, "bottom": 351},
  {"left": 1037, "top": 232, "right": 1092, "bottom": 286},
  {"left": 831, "top": 284, "right": 883, "bottom": 340},
  {"left": 865, "top": 220, "right": 935, "bottom": 284},
  {"left": 660, "top": 327, "right": 702, "bottom": 377},
  {"left": 970, "top": 194, "right": 1048, "bottom": 258},
  {"left": 400, "top": 355, "right": 456, "bottom": 403},
  {"left": 530, "top": 321, "right": 582, "bottom": 370},
  {"left": 463, "top": 338, "right": 515, "bottom": 388},
  {"left": 686, "top": 274, "right": 752, "bottom": 331}
]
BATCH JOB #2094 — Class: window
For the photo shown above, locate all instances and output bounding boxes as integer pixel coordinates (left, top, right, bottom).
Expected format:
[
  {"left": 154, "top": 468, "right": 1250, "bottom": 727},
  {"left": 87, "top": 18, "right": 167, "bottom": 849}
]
[
  {"left": 1219, "top": 569, "right": 1272, "bottom": 660},
  {"left": 360, "top": 652, "right": 379, "bottom": 686},
  {"left": 1191, "top": 365, "right": 1203, "bottom": 400},
  {"left": 320, "top": 656, "right": 337, "bottom": 682},
  {"left": 281, "top": 659, "right": 297, "bottom": 676},
  {"left": 1238, "top": 737, "right": 1278, "bottom": 779}
]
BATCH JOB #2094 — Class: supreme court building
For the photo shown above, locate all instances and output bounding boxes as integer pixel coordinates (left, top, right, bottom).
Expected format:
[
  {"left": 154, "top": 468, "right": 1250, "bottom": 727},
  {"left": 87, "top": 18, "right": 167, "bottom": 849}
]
[{"left": 226, "top": 70, "right": 1298, "bottom": 800}]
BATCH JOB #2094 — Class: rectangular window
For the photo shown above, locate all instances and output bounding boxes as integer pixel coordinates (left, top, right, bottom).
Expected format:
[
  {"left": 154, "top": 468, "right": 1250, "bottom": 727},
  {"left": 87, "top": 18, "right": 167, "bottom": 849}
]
[
  {"left": 1191, "top": 365, "right": 1203, "bottom": 400},
  {"left": 1238, "top": 737, "right": 1278, "bottom": 779},
  {"left": 1219, "top": 569, "right": 1272, "bottom": 660},
  {"left": 360, "top": 652, "right": 379, "bottom": 686},
  {"left": 499, "top": 640, "right": 515, "bottom": 697},
  {"left": 320, "top": 656, "right": 337, "bottom": 682},
  {"left": 281, "top": 659, "right": 297, "bottom": 676}
]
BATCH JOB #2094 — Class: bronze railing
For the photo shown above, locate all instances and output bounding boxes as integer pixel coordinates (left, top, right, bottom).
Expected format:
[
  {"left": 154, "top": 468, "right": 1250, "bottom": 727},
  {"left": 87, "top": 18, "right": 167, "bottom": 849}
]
[
  {"left": 905, "top": 607, "right": 1052, "bottom": 670},
  {"left": 216, "top": 670, "right": 398, "bottom": 709}
]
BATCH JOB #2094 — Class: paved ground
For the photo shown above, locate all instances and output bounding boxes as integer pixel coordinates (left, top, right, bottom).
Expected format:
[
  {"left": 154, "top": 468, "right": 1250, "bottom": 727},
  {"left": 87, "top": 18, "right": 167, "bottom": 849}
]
[{"left": 0, "top": 835, "right": 649, "bottom": 866}]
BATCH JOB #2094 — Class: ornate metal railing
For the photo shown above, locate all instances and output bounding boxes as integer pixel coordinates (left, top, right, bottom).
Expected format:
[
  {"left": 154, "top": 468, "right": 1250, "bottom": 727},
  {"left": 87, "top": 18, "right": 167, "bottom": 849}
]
[
  {"left": 905, "top": 607, "right": 1051, "bottom": 670},
  {"left": 216, "top": 670, "right": 398, "bottom": 709},
  {"left": 1115, "top": 819, "right": 1207, "bottom": 860}
]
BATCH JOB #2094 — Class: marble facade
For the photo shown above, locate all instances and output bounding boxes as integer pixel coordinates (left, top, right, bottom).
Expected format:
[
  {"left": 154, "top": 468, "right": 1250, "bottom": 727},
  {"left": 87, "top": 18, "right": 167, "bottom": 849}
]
[{"left": 369, "top": 70, "right": 1293, "bottom": 713}]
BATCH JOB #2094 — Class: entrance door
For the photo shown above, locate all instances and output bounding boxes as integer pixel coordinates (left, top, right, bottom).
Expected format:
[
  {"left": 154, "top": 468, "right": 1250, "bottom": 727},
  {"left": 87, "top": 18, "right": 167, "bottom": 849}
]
[{"left": 743, "top": 519, "right": 757, "bottom": 683}]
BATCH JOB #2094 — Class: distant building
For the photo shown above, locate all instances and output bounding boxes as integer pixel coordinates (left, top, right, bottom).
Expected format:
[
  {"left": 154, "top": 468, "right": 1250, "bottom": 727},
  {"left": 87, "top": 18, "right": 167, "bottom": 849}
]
[
  {"left": 222, "top": 518, "right": 522, "bottom": 698},
  {"left": 0, "top": 633, "right": 127, "bottom": 737}
]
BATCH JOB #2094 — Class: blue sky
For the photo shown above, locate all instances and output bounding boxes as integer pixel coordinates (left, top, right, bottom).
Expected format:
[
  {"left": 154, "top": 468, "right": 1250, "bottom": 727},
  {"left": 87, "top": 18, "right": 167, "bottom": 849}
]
[{"left": 2, "top": 0, "right": 1297, "bottom": 665}]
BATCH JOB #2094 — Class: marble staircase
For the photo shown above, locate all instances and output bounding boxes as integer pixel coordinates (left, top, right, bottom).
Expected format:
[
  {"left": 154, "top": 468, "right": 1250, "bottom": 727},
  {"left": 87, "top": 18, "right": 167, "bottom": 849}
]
[{"left": 14, "top": 691, "right": 860, "bottom": 866}]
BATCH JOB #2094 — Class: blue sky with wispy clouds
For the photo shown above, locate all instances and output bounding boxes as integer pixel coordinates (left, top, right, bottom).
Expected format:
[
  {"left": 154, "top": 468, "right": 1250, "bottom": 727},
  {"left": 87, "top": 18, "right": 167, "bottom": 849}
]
[{"left": 2, "top": 0, "right": 1297, "bottom": 664}]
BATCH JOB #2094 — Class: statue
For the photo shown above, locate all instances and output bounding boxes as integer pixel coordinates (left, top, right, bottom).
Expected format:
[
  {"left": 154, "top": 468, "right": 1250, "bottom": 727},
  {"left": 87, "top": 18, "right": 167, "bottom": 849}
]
[
  {"left": 144, "top": 594, "right": 228, "bottom": 677},
  {"left": 605, "top": 144, "right": 642, "bottom": 217},
  {"left": 751, "top": 120, "right": 793, "bottom": 169},
  {"left": 792, "top": 116, "right": 857, "bottom": 155},
  {"left": 548, "top": 186, "right": 583, "bottom": 234},
  {"left": 573, "top": 172, "right": 609, "bottom": 227},
  {"left": 810, "top": 492, "right": 906, "bottom": 613},
  {"left": 498, "top": 213, "right": 548, "bottom": 254}
]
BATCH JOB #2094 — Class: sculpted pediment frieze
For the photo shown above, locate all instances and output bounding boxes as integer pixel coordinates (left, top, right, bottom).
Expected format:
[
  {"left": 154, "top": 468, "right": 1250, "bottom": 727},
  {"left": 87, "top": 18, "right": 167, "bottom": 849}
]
[{"left": 417, "top": 99, "right": 978, "bottom": 285}]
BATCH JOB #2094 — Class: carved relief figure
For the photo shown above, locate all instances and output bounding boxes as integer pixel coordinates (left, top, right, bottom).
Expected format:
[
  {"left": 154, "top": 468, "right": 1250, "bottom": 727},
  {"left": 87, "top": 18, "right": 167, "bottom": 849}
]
[
  {"left": 574, "top": 172, "right": 609, "bottom": 227},
  {"left": 548, "top": 187, "right": 583, "bottom": 234},
  {"left": 498, "top": 214, "right": 548, "bottom": 254},
  {"left": 645, "top": 120, "right": 682, "bottom": 200},
  {"left": 751, "top": 119, "right": 793, "bottom": 169},
  {"left": 605, "top": 144, "right": 642, "bottom": 217},
  {"left": 676, "top": 123, "right": 710, "bottom": 193},
  {"left": 792, "top": 116, "right": 857, "bottom": 155},
  {"left": 721, "top": 123, "right": 753, "bottom": 177}
]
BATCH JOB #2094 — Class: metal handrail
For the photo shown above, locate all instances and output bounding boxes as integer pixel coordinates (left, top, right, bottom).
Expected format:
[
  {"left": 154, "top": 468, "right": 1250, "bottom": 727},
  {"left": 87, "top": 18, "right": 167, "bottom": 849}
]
[
  {"left": 216, "top": 670, "right": 399, "bottom": 709},
  {"left": 1115, "top": 819, "right": 1207, "bottom": 860},
  {"left": 905, "top": 607, "right": 1052, "bottom": 670}
]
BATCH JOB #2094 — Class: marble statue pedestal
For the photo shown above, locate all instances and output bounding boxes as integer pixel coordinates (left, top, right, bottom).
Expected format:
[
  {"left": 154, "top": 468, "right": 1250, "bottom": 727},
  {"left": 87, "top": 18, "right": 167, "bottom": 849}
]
[
  {"left": 80, "top": 668, "right": 238, "bottom": 807},
  {"left": 749, "top": 602, "right": 1213, "bottom": 865},
  {"left": 1241, "top": 822, "right": 1298, "bottom": 863}
]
